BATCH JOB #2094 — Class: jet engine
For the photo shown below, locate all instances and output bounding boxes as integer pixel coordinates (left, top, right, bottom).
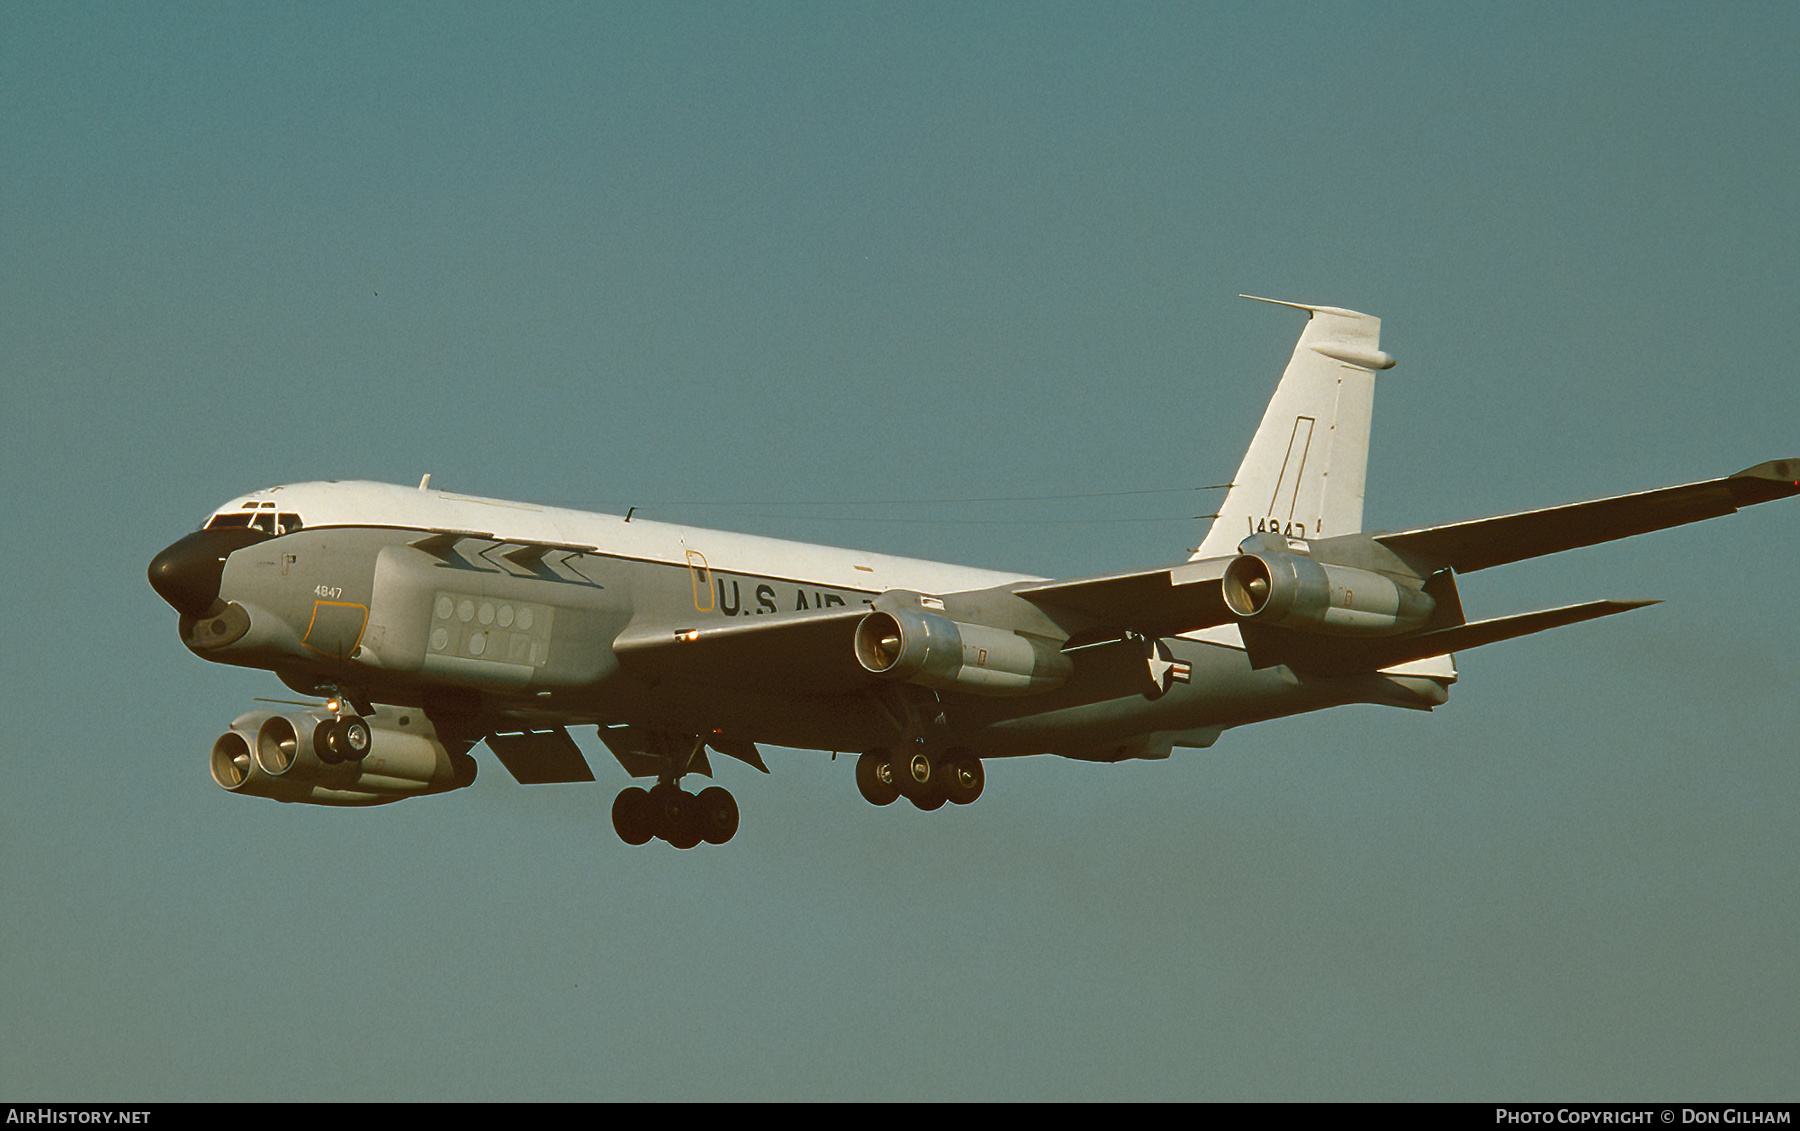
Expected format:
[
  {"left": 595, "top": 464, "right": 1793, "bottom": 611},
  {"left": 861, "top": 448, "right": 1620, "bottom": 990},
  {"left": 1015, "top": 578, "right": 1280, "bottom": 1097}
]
[
  {"left": 208, "top": 705, "right": 477, "bottom": 806},
  {"left": 853, "top": 608, "right": 1071, "bottom": 696},
  {"left": 1222, "top": 551, "right": 1434, "bottom": 636}
]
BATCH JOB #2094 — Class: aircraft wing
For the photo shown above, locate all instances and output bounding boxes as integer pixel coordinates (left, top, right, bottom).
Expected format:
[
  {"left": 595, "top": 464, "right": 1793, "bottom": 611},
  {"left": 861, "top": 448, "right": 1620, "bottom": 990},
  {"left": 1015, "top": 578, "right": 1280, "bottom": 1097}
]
[
  {"left": 611, "top": 605, "right": 871, "bottom": 695},
  {"left": 1375, "top": 459, "right": 1800, "bottom": 573},
  {"left": 1239, "top": 599, "right": 1657, "bottom": 674},
  {"left": 1010, "top": 558, "right": 1233, "bottom": 637},
  {"left": 611, "top": 560, "right": 1237, "bottom": 698},
  {"left": 610, "top": 460, "right": 1797, "bottom": 694}
]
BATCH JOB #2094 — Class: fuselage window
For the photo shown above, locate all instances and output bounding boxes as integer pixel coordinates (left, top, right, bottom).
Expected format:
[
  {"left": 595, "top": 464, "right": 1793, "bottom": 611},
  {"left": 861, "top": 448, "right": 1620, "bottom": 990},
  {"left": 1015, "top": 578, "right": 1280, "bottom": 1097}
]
[{"left": 204, "top": 510, "right": 303, "bottom": 534}]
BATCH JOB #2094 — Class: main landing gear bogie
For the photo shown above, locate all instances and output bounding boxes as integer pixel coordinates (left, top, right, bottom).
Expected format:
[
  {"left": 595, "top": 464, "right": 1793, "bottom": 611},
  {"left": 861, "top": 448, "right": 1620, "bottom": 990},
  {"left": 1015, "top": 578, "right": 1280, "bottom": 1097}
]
[
  {"left": 605, "top": 730, "right": 741, "bottom": 848},
  {"left": 611, "top": 782, "right": 740, "bottom": 848},
  {"left": 856, "top": 749, "right": 985, "bottom": 811}
]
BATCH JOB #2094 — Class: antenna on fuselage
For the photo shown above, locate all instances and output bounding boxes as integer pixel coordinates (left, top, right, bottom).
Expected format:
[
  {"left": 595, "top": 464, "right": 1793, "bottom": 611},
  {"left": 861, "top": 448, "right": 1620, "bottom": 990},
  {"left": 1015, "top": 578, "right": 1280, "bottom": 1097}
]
[{"left": 418, "top": 474, "right": 432, "bottom": 490}]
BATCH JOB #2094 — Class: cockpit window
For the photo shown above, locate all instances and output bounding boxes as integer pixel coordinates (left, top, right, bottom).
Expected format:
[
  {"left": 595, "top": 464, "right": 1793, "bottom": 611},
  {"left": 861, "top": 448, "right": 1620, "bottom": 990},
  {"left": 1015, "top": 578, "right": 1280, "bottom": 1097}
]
[{"left": 204, "top": 510, "right": 303, "bottom": 534}]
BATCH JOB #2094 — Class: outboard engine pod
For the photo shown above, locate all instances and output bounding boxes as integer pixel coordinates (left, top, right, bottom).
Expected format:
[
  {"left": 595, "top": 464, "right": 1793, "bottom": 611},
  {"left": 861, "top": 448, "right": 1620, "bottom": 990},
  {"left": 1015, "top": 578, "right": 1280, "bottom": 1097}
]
[{"left": 1224, "top": 551, "right": 1434, "bottom": 636}]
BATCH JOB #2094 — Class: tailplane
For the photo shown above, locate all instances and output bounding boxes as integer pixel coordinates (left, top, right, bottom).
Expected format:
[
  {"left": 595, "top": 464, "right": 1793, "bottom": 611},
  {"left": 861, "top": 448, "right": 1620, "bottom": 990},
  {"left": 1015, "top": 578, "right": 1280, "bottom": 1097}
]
[{"left": 1192, "top": 297, "right": 1394, "bottom": 559}]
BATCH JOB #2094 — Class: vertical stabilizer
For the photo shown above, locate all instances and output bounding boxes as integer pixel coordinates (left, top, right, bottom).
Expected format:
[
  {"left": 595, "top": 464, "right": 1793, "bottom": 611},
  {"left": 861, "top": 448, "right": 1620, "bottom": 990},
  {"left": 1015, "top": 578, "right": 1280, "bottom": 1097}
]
[{"left": 1191, "top": 297, "right": 1395, "bottom": 559}]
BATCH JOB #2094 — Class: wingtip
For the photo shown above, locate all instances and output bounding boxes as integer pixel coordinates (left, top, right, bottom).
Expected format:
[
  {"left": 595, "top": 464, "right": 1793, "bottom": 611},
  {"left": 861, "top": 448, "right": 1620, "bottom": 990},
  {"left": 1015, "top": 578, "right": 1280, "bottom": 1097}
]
[
  {"left": 1733, "top": 458, "right": 1800, "bottom": 483},
  {"left": 1238, "top": 295, "right": 1375, "bottom": 322}
]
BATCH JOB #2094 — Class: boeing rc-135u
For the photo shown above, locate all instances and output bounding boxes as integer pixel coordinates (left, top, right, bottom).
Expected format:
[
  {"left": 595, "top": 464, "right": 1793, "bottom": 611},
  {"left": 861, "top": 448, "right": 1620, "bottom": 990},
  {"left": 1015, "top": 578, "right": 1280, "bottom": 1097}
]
[{"left": 149, "top": 299, "right": 1800, "bottom": 847}]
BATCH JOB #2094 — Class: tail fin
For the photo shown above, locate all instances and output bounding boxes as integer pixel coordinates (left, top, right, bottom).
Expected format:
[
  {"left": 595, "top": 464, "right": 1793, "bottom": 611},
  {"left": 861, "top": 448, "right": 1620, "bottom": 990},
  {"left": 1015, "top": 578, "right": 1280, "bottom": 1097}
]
[{"left": 1192, "top": 297, "right": 1395, "bottom": 559}]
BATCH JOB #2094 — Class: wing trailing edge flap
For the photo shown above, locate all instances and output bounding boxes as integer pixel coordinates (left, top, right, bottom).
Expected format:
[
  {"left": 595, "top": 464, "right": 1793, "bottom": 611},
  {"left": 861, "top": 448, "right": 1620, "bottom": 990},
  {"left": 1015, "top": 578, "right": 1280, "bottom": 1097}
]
[
  {"left": 595, "top": 725, "right": 772, "bottom": 779},
  {"left": 1375, "top": 460, "right": 1800, "bottom": 574},
  {"left": 1011, "top": 558, "right": 1234, "bottom": 639},
  {"left": 611, "top": 605, "right": 870, "bottom": 695},
  {"left": 1240, "top": 599, "right": 1657, "bottom": 674},
  {"left": 484, "top": 728, "right": 596, "bottom": 785}
]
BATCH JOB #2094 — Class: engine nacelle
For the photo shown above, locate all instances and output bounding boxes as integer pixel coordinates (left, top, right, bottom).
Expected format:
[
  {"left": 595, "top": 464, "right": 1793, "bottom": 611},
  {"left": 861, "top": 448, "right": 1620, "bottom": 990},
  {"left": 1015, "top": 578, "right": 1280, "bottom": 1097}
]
[
  {"left": 853, "top": 608, "right": 1072, "bottom": 696},
  {"left": 1222, "top": 551, "right": 1434, "bottom": 636},
  {"left": 209, "top": 706, "right": 477, "bottom": 806}
]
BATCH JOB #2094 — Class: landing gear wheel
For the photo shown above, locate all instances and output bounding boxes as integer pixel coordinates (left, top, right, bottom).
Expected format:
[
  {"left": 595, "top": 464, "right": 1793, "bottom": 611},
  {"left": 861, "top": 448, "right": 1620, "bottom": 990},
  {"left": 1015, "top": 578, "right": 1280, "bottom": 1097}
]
[
  {"left": 336, "top": 716, "right": 371, "bottom": 761},
  {"left": 667, "top": 813, "right": 703, "bottom": 849},
  {"left": 312, "top": 716, "right": 371, "bottom": 764},
  {"left": 314, "top": 719, "right": 345, "bottom": 765},
  {"left": 908, "top": 786, "right": 947, "bottom": 811},
  {"left": 611, "top": 787, "right": 654, "bottom": 846},
  {"left": 895, "top": 749, "right": 934, "bottom": 799},
  {"left": 650, "top": 784, "right": 702, "bottom": 849},
  {"left": 695, "top": 786, "right": 739, "bottom": 845},
  {"left": 944, "top": 755, "right": 984, "bottom": 805},
  {"left": 856, "top": 752, "right": 900, "bottom": 806}
]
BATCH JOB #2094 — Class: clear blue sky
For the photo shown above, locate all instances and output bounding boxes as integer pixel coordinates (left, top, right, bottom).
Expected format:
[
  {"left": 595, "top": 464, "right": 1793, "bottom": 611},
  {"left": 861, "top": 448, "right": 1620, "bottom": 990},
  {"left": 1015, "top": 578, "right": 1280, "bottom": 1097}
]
[{"left": 4, "top": 0, "right": 1797, "bottom": 1100}]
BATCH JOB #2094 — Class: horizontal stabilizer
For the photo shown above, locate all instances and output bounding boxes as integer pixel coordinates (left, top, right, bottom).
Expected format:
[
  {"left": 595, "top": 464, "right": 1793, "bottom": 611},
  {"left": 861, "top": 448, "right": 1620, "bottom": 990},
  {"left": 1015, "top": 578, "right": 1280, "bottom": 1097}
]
[
  {"left": 1377, "top": 460, "right": 1800, "bottom": 573},
  {"left": 1240, "top": 599, "right": 1656, "bottom": 673}
]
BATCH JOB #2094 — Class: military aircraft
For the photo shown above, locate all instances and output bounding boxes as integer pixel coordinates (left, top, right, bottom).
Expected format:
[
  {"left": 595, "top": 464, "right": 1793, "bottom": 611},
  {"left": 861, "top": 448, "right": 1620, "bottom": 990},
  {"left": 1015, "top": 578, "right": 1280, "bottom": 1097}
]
[{"left": 149, "top": 298, "right": 1800, "bottom": 848}]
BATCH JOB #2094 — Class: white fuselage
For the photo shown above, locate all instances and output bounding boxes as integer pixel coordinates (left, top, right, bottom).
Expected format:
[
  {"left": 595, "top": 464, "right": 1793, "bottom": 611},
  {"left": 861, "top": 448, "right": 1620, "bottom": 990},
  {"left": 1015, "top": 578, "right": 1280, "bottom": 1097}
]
[{"left": 211, "top": 480, "right": 1035, "bottom": 598}]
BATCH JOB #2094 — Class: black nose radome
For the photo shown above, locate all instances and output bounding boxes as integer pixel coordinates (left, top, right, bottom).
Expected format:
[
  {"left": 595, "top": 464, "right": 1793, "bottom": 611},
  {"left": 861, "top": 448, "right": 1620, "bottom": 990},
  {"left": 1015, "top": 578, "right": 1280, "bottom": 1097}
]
[{"left": 148, "top": 527, "right": 268, "bottom": 617}]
